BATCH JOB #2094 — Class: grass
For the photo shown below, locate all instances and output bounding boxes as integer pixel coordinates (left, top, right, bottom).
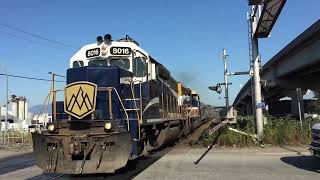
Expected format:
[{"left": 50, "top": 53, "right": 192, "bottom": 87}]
[{"left": 198, "top": 116, "right": 320, "bottom": 147}]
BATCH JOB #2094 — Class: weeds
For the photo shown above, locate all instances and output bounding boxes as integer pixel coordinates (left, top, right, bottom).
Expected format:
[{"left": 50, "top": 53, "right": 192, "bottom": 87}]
[{"left": 198, "top": 116, "right": 320, "bottom": 147}]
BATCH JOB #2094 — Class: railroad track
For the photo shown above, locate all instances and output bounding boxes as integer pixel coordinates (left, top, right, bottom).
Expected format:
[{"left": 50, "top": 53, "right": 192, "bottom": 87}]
[
  {"left": 1, "top": 119, "right": 220, "bottom": 179},
  {"left": 0, "top": 152, "right": 37, "bottom": 176},
  {"left": 0, "top": 159, "right": 36, "bottom": 171}
]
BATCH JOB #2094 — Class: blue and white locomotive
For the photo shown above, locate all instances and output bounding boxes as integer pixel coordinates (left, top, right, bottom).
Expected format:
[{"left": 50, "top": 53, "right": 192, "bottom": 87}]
[{"left": 32, "top": 34, "right": 217, "bottom": 174}]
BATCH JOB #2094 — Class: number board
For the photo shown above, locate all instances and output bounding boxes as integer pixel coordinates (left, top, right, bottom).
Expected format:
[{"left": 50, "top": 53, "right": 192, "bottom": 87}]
[
  {"left": 86, "top": 48, "right": 100, "bottom": 58},
  {"left": 110, "top": 47, "right": 131, "bottom": 55}
]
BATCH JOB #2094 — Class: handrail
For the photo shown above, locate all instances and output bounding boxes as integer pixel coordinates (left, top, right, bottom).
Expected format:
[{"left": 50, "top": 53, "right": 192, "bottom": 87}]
[
  {"left": 44, "top": 83, "right": 130, "bottom": 131},
  {"left": 98, "top": 87, "right": 129, "bottom": 131},
  {"left": 130, "top": 80, "right": 143, "bottom": 140},
  {"left": 36, "top": 86, "right": 65, "bottom": 129},
  {"left": 107, "top": 88, "right": 113, "bottom": 120},
  {"left": 186, "top": 107, "right": 198, "bottom": 117},
  {"left": 139, "top": 82, "right": 142, "bottom": 124},
  {"left": 36, "top": 85, "right": 52, "bottom": 128},
  {"left": 130, "top": 81, "right": 140, "bottom": 120}
]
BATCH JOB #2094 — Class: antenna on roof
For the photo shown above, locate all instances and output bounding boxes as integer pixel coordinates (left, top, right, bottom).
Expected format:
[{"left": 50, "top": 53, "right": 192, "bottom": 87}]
[{"left": 120, "top": 35, "right": 139, "bottom": 46}]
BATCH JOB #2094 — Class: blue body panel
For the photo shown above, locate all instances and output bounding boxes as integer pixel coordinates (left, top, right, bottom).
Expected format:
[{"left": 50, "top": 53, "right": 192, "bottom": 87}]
[
  {"left": 62, "top": 66, "right": 146, "bottom": 156},
  {"left": 66, "top": 66, "right": 132, "bottom": 120}
]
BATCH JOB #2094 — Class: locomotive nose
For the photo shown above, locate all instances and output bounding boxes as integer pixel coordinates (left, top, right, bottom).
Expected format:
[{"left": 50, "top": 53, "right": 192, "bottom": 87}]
[{"left": 66, "top": 66, "right": 132, "bottom": 120}]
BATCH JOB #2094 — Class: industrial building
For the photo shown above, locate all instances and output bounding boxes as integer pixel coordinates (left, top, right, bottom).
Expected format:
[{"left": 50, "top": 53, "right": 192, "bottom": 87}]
[{"left": 0, "top": 96, "right": 31, "bottom": 131}]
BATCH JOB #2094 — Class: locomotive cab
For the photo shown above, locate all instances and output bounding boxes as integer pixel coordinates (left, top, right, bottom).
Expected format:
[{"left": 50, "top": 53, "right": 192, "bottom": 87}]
[{"left": 70, "top": 36, "right": 150, "bottom": 84}]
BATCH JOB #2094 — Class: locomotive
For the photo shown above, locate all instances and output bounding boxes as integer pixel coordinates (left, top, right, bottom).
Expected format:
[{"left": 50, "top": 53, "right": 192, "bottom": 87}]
[{"left": 32, "top": 34, "right": 217, "bottom": 174}]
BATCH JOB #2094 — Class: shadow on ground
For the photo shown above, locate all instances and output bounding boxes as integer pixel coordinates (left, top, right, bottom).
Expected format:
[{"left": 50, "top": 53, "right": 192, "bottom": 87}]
[{"left": 280, "top": 155, "right": 320, "bottom": 173}]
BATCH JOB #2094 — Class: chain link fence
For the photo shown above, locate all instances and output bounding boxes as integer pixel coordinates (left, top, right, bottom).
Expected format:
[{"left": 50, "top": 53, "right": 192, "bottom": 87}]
[{"left": 0, "top": 129, "right": 32, "bottom": 145}]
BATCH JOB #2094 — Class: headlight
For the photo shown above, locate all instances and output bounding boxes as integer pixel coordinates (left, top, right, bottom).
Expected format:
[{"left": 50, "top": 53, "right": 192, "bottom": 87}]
[
  {"left": 47, "top": 123, "right": 55, "bottom": 132},
  {"left": 104, "top": 122, "right": 112, "bottom": 130}
]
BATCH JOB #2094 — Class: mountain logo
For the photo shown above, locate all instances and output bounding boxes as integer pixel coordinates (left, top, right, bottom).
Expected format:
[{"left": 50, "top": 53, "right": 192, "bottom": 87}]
[{"left": 64, "top": 81, "right": 97, "bottom": 119}]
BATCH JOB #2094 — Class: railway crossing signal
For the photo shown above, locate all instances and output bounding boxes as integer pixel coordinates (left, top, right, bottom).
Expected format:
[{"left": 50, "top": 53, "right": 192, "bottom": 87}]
[
  {"left": 208, "top": 84, "right": 222, "bottom": 94},
  {"left": 210, "top": 49, "right": 250, "bottom": 122}
]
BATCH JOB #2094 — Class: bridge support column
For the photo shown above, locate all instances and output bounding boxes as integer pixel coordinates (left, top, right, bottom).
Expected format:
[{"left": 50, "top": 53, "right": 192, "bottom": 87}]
[{"left": 290, "top": 88, "right": 304, "bottom": 120}]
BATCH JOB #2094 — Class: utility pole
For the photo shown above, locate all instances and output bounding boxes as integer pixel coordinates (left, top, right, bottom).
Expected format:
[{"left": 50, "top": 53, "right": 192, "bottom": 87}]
[
  {"left": 223, "top": 49, "right": 229, "bottom": 110},
  {"left": 249, "top": 8, "right": 264, "bottom": 142},
  {"left": 49, "top": 72, "right": 57, "bottom": 122},
  {"left": 209, "top": 49, "right": 250, "bottom": 120},
  {"left": 48, "top": 72, "right": 65, "bottom": 126},
  {"left": 0, "top": 65, "right": 8, "bottom": 143},
  {"left": 5, "top": 70, "right": 8, "bottom": 138},
  {"left": 222, "top": 49, "right": 250, "bottom": 120},
  {"left": 247, "top": 0, "right": 286, "bottom": 142}
]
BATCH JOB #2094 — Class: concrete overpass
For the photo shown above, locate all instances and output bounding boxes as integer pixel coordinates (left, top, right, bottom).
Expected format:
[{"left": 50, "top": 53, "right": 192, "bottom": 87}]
[{"left": 233, "top": 19, "right": 320, "bottom": 116}]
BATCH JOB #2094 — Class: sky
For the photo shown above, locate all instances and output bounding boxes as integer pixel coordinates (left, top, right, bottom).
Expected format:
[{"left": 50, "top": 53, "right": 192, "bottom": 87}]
[{"left": 0, "top": 0, "right": 319, "bottom": 107}]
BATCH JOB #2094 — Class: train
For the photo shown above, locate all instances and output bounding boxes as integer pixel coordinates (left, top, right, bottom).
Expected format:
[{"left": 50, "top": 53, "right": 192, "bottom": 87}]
[{"left": 31, "top": 34, "right": 218, "bottom": 174}]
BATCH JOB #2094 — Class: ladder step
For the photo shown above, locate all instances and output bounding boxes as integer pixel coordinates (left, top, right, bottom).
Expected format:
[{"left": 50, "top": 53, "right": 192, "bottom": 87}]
[
  {"left": 124, "top": 109, "right": 140, "bottom": 111},
  {"left": 123, "top": 98, "right": 140, "bottom": 101}
]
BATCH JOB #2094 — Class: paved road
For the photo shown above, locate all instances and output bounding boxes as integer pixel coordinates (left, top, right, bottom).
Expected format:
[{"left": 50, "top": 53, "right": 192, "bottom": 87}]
[
  {"left": 0, "top": 145, "right": 319, "bottom": 180},
  {"left": 134, "top": 145, "right": 320, "bottom": 180}
]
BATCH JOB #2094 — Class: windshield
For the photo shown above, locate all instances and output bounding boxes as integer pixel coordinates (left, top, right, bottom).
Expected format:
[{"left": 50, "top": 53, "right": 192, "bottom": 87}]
[
  {"left": 88, "top": 60, "right": 107, "bottom": 67},
  {"left": 73, "top": 61, "right": 84, "bottom": 68},
  {"left": 110, "top": 58, "right": 130, "bottom": 70}
]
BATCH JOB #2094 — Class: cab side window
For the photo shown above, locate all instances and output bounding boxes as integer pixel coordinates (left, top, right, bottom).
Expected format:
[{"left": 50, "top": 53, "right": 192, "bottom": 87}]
[{"left": 133, "top": 57, "right": 147, "bottom": 77}]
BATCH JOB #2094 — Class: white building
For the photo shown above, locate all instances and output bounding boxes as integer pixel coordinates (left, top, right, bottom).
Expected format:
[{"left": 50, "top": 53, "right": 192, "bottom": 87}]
[
  {"left": 32, "top": 113, "right": 52, "bottom": 125},
  {"left": 12, "top": 96, "right": 28, "bottom": 121}
]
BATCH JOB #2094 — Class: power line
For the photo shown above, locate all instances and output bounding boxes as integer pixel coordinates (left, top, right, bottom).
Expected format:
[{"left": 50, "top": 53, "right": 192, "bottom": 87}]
[
  {"left": 1, "top": 23, "right": 77, "bottom": 49},
  {"left": 0, "top": 30, "right": 68, "bottom": 50},
  {"left": 0, "top": 73, "right": 65, "bottom": 83}
]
